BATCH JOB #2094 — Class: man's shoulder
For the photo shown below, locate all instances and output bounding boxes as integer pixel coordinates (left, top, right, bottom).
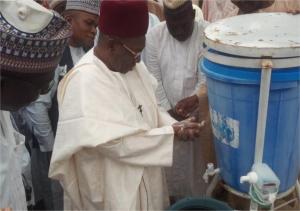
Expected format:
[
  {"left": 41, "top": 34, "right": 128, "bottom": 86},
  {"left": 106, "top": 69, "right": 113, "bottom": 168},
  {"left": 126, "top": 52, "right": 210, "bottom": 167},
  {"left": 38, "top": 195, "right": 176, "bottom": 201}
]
[
  {"left": 70, "top": 56, "right": 120, "bottom": 88},
  {"left": 194, "top": 20, "right": 209, "bottom": 32},
  {"left": 147, "top": 21, "right": 168, "bottom": 38},
  {"left": 71, "top": 51, "right": 100, "bottom": 74},
  {"left": 75, "top": 50, "right": 95, "bottom": 66},
  {"left": 189, "top": 21, "right": 208, "bottom": 44}
]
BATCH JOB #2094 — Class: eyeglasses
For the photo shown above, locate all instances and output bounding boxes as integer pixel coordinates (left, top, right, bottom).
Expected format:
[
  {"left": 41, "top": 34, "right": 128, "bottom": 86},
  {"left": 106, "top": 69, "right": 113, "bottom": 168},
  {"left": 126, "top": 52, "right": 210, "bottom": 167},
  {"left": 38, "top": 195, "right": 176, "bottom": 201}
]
[
  {"left": 121, "top": 43, "right": 142, "bottom": 62},
  {"left": 107, "top": 36, "right": 142, "bottom": 62}
]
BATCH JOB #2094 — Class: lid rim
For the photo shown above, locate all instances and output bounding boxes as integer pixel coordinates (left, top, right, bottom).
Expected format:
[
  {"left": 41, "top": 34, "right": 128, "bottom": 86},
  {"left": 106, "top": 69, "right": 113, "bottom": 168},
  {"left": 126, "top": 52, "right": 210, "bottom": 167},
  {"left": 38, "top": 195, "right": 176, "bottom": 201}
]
[
  {"left": 204, "top": 37, "right": 300, "bottom": 58},
  {"left": 204, "top": 13, "right": 300, "bottom": 58}
]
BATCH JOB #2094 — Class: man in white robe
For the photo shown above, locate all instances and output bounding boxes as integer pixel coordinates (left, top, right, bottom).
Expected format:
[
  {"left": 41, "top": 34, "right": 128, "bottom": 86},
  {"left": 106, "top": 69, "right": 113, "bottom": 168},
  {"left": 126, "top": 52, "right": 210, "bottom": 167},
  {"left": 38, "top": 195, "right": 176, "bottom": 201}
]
[
  {"left": 143, "top": 0, "right": 209, "bottom": 201},
  {"left": 49, "top": 0, "right": 204, "bottom": 210},
  {"left": 0, "top": 0, "right": 71, "bottom": 209}
]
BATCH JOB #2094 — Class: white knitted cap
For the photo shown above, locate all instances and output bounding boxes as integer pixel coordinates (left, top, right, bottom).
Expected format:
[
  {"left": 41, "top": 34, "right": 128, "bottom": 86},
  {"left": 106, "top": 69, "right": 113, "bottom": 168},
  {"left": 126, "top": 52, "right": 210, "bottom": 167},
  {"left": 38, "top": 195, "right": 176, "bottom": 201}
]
[
  {"left": 0, "top": 0, "right": 53, "bottom": 33},
  {"left": 163, "top": 0, "right": 188, "bottom": 9},
  {"left": 192, "top": 4, "right": 203, "bottom": 21},
  {"left": 66, "top": 0, "right": 100, "bottom": 16}
]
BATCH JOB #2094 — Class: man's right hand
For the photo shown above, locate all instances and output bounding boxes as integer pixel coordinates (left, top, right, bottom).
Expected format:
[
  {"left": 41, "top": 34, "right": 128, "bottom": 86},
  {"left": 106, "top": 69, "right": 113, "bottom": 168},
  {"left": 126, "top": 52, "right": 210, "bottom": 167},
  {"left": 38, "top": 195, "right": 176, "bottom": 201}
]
[
  {"left": 168, "top": 109, "right": 184, "bottom": 121},
  {"left": 172, "top": 118, "right": 205, "bottom": 141}
]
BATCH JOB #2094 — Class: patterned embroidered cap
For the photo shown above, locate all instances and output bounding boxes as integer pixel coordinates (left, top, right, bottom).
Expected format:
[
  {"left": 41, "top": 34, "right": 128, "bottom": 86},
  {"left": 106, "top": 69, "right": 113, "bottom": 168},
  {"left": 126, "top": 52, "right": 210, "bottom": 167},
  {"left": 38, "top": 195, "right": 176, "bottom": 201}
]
[
  {"left": 0, "top": 0, "right": 72, "bottom": 74},
  {"left": 66, "top": 0, "right": 100, "bottom": 16}
]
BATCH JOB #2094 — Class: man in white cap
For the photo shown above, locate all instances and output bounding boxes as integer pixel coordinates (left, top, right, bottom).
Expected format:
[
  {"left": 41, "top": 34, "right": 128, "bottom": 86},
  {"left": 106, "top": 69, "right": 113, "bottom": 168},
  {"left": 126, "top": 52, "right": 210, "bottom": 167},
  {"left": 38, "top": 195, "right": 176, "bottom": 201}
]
[
  {"left": 49, "top": 0, "right": 204, "bottom": 210},
  {"left": 49, "top": 0, "right": 100, "bottom": 134},
  {"left": 144, "top": 0, "right": 209, "bottom": 201},
  {"left": 10, "top": 0, "right": 98, "bottom": 209},
  {"left": 0, "top": 0, "right": 71, "bottom": 209},
  {"left": 60, "top": 0, "right": 99, "bottom": 68}
]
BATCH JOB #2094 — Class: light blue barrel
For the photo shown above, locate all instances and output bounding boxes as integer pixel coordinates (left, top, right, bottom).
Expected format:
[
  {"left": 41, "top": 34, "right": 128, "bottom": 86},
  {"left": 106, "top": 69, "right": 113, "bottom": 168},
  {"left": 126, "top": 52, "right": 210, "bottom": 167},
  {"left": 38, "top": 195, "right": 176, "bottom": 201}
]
[
  {"left": 201, "top": 58, "right": 300, "bottom": 193},
  {"left": 201, "top": 13, "right": 300, "bottom": 193}
]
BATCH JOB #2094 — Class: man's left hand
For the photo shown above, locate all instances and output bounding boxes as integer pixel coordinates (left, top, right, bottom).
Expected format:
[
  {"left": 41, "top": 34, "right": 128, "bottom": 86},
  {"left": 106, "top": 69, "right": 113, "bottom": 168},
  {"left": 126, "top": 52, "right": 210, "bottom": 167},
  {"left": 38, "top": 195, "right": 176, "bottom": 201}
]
[{"left": 174, "top": 94, "right": 199, "bottom": 119}]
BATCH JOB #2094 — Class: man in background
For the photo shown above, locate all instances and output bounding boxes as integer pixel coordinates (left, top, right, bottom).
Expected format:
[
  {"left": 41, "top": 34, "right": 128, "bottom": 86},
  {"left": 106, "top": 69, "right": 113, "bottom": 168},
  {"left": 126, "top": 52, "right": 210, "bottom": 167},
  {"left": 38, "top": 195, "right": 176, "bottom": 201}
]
[
  {"left": 144, "top": 0, "right": 209, "bottom": 202},
  {"left": 12, "top": 0, "right": 98, "bottom": 209},
  {"left": 0, "top": 0, "right": 71, "bottom": 209},
  {"left": 49, "top": 0, "right": 100, "bottom": 135},
  {"left": 202, "top": 0, "right": 299, "bottom": 23}
]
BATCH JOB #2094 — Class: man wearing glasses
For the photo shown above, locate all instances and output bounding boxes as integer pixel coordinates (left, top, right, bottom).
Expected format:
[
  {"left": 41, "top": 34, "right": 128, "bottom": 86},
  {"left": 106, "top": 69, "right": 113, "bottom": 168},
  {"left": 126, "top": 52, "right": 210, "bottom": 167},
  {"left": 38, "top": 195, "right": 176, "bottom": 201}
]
[{"left": 49, "top": 0, "right": 204, "bottom": 210}]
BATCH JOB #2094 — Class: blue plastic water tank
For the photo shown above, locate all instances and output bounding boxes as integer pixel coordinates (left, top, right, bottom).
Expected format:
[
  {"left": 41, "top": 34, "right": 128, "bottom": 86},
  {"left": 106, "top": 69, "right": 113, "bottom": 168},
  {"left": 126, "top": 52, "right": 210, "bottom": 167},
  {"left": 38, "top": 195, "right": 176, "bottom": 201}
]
[{"left": 201, "top": 58, "right": 300, "bottom": 193}]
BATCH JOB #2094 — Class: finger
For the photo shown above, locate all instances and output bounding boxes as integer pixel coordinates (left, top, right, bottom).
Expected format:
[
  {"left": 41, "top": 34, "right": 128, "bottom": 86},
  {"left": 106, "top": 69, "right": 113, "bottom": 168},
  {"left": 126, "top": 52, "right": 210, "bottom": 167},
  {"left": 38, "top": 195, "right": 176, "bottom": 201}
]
[
  {"left": 183, "top": 122, "right": 203, "bottom": 129},
  {"left": 175, "top": 107, "right": 184, "bottom": 115},
  {"left": 185, "top": 116, "right": 196, "bottom": 122},
  {"left": 177, "top": 126, "right": 184, "bottom": 138},
  {"left": 181, "top": 106, "right": 195, "bottom": 115},
  {"left": 186, "top": 121, "right": 205, "bottom": 129},
  {"left": 188, "top": 130, "right": 199, "bottom": 140},
  {"left": 191, "top": 128, "right": 201, "bottom": 137},
  {"left": 193, "top": 129, "right": 201, "bottom": 137},
  {"left": 181, "top": 129, "right": 189, "bottom": 140},
  {"left": 178, "top": 108, "right": 185, "bottom": 115},
  {"left": 181, "top": 128, "right": 193, "bottom": 141},
  {"left": 199, "top": 120, "right": 206, "bottom": 127},
  {"left": 181, "top": 127, "right": 201, "bottom": 141},
  {"left": 187, "top": 129, "right": 196, "bottom": 140},
  {"left": 185, "top": 112, "right": 192, "bottom": 118}
]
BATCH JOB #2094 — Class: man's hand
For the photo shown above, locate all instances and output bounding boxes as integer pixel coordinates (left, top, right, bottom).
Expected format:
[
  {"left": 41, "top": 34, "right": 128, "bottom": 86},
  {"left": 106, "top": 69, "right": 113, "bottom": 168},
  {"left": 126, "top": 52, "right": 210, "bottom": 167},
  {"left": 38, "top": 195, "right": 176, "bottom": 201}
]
[
  {"left": 172, "top": 117, "right": 205, "bottom": 141},
  {"left": 186, "top": 107, "right": 200, "bottom": 122},
  {"left": 174, "top": 95, "right": 199, "bottom": 119}
]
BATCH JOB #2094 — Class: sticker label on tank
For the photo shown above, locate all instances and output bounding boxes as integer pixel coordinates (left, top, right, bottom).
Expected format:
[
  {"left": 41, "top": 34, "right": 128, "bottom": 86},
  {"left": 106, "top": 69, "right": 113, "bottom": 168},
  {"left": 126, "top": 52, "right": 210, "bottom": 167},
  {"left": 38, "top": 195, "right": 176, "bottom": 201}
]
[{"left": 209, "top": 107, "right": 239, "bottom": 148}]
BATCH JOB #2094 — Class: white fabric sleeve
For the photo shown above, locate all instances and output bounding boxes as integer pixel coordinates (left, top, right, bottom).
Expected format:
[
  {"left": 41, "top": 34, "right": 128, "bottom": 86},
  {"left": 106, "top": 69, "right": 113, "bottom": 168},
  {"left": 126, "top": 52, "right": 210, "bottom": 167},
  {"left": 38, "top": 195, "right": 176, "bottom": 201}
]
[
  {"left": 144, "top": 30, "right": 172, "bottom": 111},
  {"left": 22, "top": 93, "right": 54, "bottom": 152},
  {"left": 21, "top": 65, "right": 65, "bottom": 152},
  {"left": 158, "top": 108, "right": 177, "bottom": 127},
  {"left": 97, "top": 105, "right": 176, "bottom": 167},
  {"left": 98, "top": 107, "right": 176, "bottom": 167},
  {"left": 98, "top": 125, "right": 174, "bottom": 167}
]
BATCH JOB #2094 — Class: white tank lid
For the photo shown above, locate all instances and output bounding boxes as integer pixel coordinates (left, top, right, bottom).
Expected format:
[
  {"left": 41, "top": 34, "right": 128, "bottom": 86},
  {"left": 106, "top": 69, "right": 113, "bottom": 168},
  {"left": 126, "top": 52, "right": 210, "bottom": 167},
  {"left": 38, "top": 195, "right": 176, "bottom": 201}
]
[{"left": 204, "top": 13, "right": 300, "bottom": 58}]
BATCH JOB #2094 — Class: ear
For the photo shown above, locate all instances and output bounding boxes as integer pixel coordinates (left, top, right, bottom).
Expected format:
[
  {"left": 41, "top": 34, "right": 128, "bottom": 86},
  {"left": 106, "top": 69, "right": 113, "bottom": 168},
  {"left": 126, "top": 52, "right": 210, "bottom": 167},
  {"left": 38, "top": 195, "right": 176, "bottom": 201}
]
[
  {"left": 64, "top": 15, "right": 73, "bottom": 23},
  {"left": 63, "top": 11, "right": 74, "bottom": 24}
]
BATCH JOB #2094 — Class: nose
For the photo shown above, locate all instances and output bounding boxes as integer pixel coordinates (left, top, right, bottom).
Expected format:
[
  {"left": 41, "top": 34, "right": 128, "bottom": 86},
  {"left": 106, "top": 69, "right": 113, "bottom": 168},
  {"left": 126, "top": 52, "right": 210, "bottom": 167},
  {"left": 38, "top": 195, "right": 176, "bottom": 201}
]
[{"left": 91, "top": 26, "right": 97, "bottom": 36}]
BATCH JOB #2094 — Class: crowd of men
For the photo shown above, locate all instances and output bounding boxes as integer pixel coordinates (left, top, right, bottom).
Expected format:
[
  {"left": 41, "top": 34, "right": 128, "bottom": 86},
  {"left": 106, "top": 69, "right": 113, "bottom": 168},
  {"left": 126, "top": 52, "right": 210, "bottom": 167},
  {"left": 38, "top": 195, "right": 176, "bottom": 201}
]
[{"left": 1, "top": 0, "right": 299, "bottom": 210}]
